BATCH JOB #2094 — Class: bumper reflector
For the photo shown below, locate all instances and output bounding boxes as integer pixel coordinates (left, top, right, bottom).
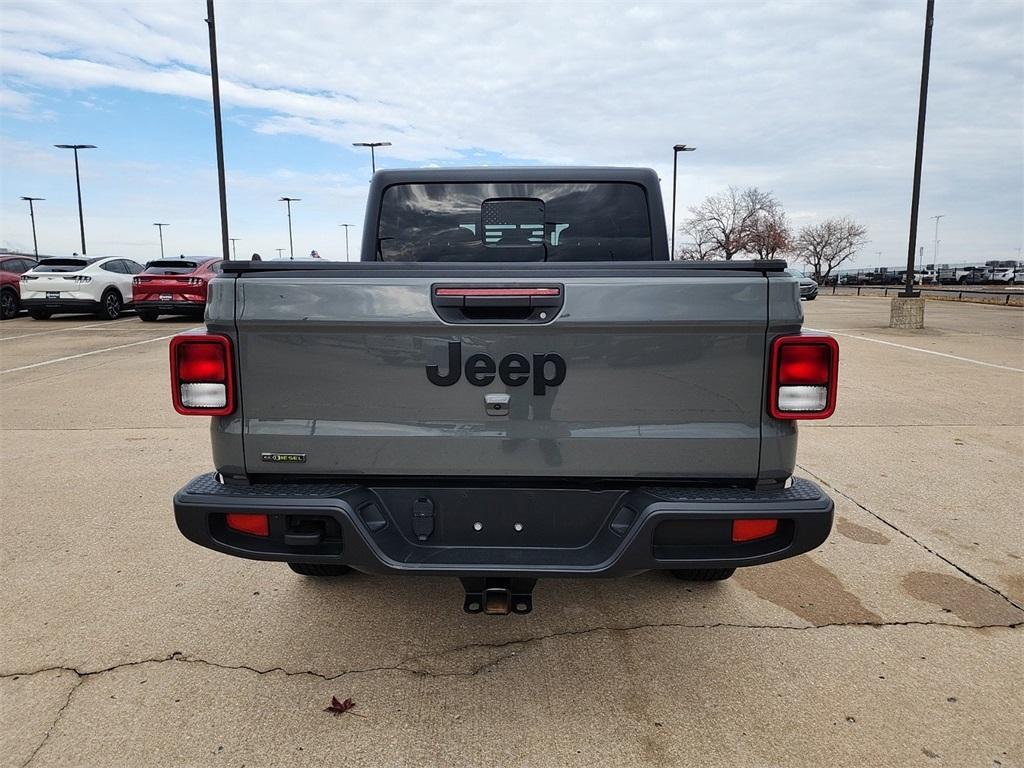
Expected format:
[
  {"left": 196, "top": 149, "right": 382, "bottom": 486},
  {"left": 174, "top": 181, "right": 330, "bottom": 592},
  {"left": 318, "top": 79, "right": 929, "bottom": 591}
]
[
  {"left": 777, "top": 385, "right": 828, "bottom": 412},
  {"left": 226, "top": 513, "right": 269, "bottom": 537},
  {"left": 179, "top": 382, "right": 227, "bottom": 409},
  {"left": 732, "top": 518, "right": 779, "bottom": 542}
]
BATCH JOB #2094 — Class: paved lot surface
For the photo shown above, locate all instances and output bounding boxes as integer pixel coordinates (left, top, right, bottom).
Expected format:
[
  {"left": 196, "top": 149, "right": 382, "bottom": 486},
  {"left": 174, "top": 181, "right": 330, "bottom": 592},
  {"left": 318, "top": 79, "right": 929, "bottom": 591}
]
[{"left": 1, "top": 297, "right": 1022, "bottom": 767}]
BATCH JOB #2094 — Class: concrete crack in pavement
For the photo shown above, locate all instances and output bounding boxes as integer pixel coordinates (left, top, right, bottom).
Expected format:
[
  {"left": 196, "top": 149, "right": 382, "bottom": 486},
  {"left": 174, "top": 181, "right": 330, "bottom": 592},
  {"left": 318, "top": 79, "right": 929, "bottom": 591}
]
[
  {"left": 797, "top": 463, "right": 1024, "bottom": 613},
  {"left": 18, "top": 676, "right": 83, "bottom": 768},
  {"left": 6, "top": 619, "right": 1022, "bottom": 765},
  {"left": 4, "top": 618, "right": 1021, "bottom": 684}
]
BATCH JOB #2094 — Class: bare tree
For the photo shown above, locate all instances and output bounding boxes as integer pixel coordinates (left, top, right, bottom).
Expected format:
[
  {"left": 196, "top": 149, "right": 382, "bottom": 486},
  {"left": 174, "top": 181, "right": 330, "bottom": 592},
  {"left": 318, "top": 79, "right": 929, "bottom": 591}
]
[
  {"left": 675, "top": 219, "right": 718, "bottom": 260},
  {"left": 747, "top": 198, "right": 792, "bottom": 258},
  {"left": 793, "top": 218, "right": 868, "bottom": 282},
  {"left": 681, "top": 186, "right": 780, "bottom": 260}
]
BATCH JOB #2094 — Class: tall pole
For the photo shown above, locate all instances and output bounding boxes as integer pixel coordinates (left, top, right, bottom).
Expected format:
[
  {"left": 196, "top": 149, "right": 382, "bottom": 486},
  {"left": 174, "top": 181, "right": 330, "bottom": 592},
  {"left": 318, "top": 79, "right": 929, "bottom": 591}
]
[
  {"left": 206, "top": 0, "right": 231, "bottom": 261},
  {"left": 902, "top": 0, "right": 935, "bottom": 298},
  {"left": 20, "top": 197, "right": 44, "bottom": 257},
  {"left": 353, "top": 142, "right": 391, "bottom": 180},
  {"left": 73, "top": 150, "right": 85, "bottom": 254},
  {"left": 54, "top": 145, "right": 96, "bottom": 254},
  {"left": 280, "top": 197, "right": 300, "bottom": 258},
  {"left": 276, "top": 248, "right": 285, "bottom": 258},
  {"left": 153, "top": 223, "right": 169, "bottom": 258},
  {"left": 229, "top": 237, "right": 239, "bottom": 259},
  {"left": 339, "top": 224, "right": 354, "bottom": 261},
  {"left": 931, "top": 214, "right": 944, "bottom": 268},
  {"left": 671, "top": 144, "right": 695, "bottom": 259}
]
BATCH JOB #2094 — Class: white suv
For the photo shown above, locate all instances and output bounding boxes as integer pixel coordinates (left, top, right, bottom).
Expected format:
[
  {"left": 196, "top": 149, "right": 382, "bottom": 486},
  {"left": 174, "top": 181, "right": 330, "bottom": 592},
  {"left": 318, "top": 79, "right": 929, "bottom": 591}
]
[{"left": 21, "top": 256, "right": 145, "bottom": 320}]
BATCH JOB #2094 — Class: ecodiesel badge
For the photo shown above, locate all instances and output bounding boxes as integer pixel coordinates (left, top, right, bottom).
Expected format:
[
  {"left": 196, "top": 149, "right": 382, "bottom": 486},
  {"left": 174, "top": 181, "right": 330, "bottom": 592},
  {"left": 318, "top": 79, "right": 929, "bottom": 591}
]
[{"left": 261, "top": 452, "right": 306, "bottom": 463}]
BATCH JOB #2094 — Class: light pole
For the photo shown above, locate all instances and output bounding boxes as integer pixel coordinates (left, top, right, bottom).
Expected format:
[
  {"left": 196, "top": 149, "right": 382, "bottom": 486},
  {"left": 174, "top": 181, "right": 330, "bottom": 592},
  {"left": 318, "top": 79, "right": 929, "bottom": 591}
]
[
  {"left": 276, "top": 248, "right": 285, "bottom": 258},
  {"left": 353, "top": 141, "right": 391, "bottom": 177},
  {"left": 205, "top": 0, "right": 230, "bottom": 262},
  {"left": 153, "top": 223, "right": 169, "bottom": 258},
  {"left": 229, "top": 237, "right": 240, "bottom": 259},
  {"left": 20, "top": 197, "right": 44, "bottom": 257},
  {"left": 900, "top": 0, "right": 935, "bottom": 299},
  {"left": 930, "top": 214, "right": 944, "bottom": 268},
  {"left": 54, "top": 144, "right": 96, "bottom": 254},
  {"left": 671, "top": 144, "right": 696, "bottom": 259},
  {"left": 339, "top": 224, "right": 354, "bottom": 261},
  {"left": 279, "top": 197, "right": 300, "bottom": 258}
]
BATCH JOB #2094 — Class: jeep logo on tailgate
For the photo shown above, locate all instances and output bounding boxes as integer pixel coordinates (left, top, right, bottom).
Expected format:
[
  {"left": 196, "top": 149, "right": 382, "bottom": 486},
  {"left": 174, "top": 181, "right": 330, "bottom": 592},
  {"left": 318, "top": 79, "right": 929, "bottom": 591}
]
[{"left": 426, "top": 341, "right": 566, "bottom": 395}]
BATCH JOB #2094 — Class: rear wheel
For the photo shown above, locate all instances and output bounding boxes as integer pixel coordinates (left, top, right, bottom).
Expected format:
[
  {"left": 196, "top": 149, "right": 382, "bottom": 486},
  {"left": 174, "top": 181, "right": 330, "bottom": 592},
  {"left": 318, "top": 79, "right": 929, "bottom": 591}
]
[
  {"left": 672, "top": 568, "right": 736, "bottom": 582},
  {"left": 287, "top": 562, "right": 352, "bottom": 577},
  {"left": 28, "top": 308, "right": 52, "bottom": 320},
  {"left": 0, "top": 288, "right": 18, "bottom": 320},
  {"left": 96, "top": 289, "right": 122, "bottom": 320},
  {"left": 137, "top": 310, "right": 159, "bottom": 322}
]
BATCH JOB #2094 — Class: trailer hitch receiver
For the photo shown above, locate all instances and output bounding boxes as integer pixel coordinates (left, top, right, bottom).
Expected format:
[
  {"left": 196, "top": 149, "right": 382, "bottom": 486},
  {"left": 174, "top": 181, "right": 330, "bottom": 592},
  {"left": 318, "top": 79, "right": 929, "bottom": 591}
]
[{"left": 461, "top": 578, "right": 537, "bottom": 615}]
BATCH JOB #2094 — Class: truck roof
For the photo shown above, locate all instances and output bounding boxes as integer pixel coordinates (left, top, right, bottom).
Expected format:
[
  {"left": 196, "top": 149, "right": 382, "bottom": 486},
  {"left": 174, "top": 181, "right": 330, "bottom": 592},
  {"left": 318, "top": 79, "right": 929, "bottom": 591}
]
[{"left": 371, "top": 166, "right": 660, "bottom": 185}]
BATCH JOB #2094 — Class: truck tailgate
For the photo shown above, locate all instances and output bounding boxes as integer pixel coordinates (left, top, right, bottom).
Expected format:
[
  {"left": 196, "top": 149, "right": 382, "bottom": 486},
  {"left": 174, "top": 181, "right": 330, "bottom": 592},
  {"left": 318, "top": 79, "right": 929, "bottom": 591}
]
[{"left": 233, "top": 267, "right": 769, "bottom": 480}]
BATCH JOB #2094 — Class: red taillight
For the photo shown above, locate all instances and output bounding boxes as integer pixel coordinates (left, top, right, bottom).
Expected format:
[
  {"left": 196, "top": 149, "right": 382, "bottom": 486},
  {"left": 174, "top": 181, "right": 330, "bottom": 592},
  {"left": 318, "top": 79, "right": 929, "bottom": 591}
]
[
  {"left": 778, "top": 344, "right": 831, "bottom": 385},
  {"left": 178, "top": 343, "right": 226, "bottom": 382},
  {"left": 732, "top": 519, "right": 779, "bottom": 542},
  {"left": 226, "top": 513, "right": 269, "bottom": 536},
  {"left": 170, "top": 334, "right": 234, "bottom": 416},
  {"left": 768, "top": 334, "right": 839, "bottom": 420}
]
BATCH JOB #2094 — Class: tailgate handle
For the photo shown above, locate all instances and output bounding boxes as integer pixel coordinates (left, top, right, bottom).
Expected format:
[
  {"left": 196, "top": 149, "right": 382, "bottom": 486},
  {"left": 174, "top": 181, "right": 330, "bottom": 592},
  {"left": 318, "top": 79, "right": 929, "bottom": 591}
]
[{"left": 432, "top": 285, "right": 563, "bottom": 324}]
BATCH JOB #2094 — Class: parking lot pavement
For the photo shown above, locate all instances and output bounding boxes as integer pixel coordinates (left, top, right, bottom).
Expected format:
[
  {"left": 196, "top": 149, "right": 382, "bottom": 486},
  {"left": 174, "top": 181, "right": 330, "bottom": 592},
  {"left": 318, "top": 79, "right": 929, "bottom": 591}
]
[{"left": 1, "top": 298, "right": 1022, "bottom": 767}]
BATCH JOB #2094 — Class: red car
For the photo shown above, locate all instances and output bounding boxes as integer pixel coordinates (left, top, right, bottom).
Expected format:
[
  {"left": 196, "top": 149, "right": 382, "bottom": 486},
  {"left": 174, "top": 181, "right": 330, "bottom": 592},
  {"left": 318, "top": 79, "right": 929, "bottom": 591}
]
[
  {"left": 1, "top": 254, "right": 39, "bottom": 320},
  {"left": 132, "top": 257, "right": 223, "bottom": 321}
]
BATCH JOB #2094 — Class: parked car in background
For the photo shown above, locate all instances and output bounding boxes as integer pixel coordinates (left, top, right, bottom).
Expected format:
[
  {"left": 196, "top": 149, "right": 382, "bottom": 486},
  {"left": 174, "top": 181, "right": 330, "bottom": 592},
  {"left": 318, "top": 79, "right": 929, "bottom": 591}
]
[
  {"left": 785, "top": 268, "right": 818, "bottom": 300},
  {"left": 21, "top": 256, "right": 144, "bottom": 319},
  {"left": 0, "top": 254, "right": 38, "bottom": 320},
  {"left": 985, "top": 261, "right": 1020, "bottom": 284},
  {"left": 937, "top": 265, "right": 986, "bottom": 285},
  {"left": 133, "top": 257, "right": 223, "bottom": 321}
]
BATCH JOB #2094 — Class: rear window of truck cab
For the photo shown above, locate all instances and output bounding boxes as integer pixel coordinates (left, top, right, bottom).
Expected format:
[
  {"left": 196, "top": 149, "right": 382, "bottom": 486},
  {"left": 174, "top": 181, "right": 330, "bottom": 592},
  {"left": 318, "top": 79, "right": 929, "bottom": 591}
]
[{"left": 376, "top": 182, "right": 652, "bottom": 261}]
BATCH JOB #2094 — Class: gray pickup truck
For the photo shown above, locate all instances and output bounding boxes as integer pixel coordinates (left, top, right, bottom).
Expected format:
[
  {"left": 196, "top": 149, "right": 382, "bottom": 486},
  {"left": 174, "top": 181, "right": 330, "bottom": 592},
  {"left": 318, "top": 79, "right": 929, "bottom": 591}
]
[{"left": 171, "top": 167, "right": 838, "bottom": 614}]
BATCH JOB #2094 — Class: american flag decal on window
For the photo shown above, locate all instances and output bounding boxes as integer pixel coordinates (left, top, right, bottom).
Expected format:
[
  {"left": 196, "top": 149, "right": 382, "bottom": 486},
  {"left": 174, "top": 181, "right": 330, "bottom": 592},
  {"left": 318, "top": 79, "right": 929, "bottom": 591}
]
[{"left": 481, "top": 198, "right": 546, "bottom": 246}]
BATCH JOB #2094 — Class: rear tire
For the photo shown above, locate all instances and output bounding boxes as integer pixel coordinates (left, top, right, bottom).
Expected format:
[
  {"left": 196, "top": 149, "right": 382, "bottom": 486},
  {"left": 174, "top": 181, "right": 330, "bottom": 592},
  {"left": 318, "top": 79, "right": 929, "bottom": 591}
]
[
  {"left": 0, "top": 288, "right": 18, "bottom": 320},
  {"left": 287, "top": 562, "right": 352, "bottom": 577},
  {"left": 96, "top": 289, "right": 122, "bottom": 320},
  {"left": 672, "top": 568, "right": 736, "bottom": 581},
  {"left": 137, "top": 310, "right": 159, "bottom": 322},
  {"left": 28, "top": 309, "right": 52, "bottom": 320}
]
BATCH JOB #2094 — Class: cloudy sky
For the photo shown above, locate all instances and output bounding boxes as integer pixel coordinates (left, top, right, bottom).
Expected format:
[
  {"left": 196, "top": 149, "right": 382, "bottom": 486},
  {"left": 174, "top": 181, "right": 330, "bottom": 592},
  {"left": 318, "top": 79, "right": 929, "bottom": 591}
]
[{"left": 1, "top": 0, "right": 1021, "bottom": 266}]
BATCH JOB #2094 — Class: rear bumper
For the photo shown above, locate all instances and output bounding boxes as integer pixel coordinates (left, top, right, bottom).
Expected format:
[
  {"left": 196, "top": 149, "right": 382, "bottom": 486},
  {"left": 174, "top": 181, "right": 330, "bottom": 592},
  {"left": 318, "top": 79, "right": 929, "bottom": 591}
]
[
  {"left": 174, "top": 474, "right": 834, "bottom": 577},
  {"left": 22, "top": 298, "right": 101, "bottom": 312},
  {"left": 134, "top": 300, "right": 204, "bottom": 314}
]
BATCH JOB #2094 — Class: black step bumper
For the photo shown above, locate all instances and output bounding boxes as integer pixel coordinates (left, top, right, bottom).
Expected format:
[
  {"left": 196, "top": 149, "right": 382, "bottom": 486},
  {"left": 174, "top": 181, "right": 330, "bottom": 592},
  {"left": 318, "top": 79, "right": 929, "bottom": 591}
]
[{"left": 173, "top": 474, "right": 834, "bottom": 577}]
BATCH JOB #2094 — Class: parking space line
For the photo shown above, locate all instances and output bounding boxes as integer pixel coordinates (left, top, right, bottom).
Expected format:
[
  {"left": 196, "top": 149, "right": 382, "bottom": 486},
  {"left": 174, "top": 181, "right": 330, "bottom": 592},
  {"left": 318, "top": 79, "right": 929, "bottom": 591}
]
[
  {"left": 0, "top": 317, "right": 135, "bottom": 341},
  {"left": 0, "top": 333, "right": 179, "bottom": 374},
  {"left": 807, "top": 327, "right": 1024, "bottom": 373}
]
